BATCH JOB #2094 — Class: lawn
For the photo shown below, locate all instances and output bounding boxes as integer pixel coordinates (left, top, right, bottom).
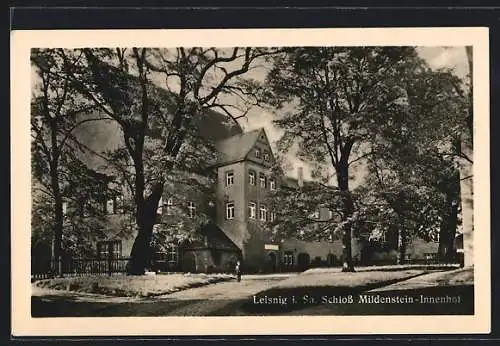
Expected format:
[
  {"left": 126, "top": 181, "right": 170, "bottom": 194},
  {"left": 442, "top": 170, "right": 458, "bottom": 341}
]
[
  {"left": 302, "top": 263, "right": 460, "bottom": 275},
  {"left": 431, "top": 267, "right": 474, "bottom": 285},
  {"left": 273, "top": 269, "right": 426, "bottom": 290},
  {"left": 33, "top": 273, "right": 234, "bottom": 297},
  {"left": 371, "top": 266, "right": 474, "bottom": 292}
]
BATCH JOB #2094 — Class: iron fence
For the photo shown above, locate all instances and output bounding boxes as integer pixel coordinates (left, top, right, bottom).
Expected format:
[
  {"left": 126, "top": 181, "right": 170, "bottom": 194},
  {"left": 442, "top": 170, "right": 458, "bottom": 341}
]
[{"left": 31, "top": 257, "right": 130, "bottom": 280}]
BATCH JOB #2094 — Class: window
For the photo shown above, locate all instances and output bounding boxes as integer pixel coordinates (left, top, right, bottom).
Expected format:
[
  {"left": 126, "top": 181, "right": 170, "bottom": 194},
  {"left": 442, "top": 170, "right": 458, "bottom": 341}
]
[
  {"left": 260, "top": 174, "right": 267, "bottom": 188},
  {"left": 156, "top": 197, "right": 163, "bottom": 215},
  {"left": 97, "top": 240, "right": 122, "bottom": 259},
  {"left": 116, "top": 195, "right": 123, "bottom": 213},
  {"left": 269, "top": 211, "right": 276, "bottom": 222},
  {"left": 97, "top": 242, "right": 108, "bottom": 259},
  {"left": 166, "top": 198, "right": 174, "bottom": 215},
  {"left": 255, "top": 148, "right": 261, "bottom": 158},
  {"left": 269, "top": 179, "right": 276, "bottom": 191},
  {"left": 248, "top": 202, "right": 256, "bottom": 219},
  {"left": 188, "top": 201, "right": 196, "bottom": 218},
  {"left": 167, "top": 245, "right": 177, "bottom": 263},
  {"left": 106, "top": 198, "right": 115, "bottom": 214},
  {"left": 259, "top": 204, "right": 267, "bottom": 221},
  {"left": 328, "top": 209, "right": 334, "bottom": 220},
  {"left": 248, "top": 170, "right": 256, "bottom": 185},
  {"left": 82, "top": 202, "right": 90, "bottom": 217},
  {"left": 283, "top": 252, "right": 294, "bottom": 266},
  {"left": 226, "top": 202, "right": 235, "bottom": 219},
  {"left": 112, "top": 241, "right": 122, "bottom": 258},
  {"left": 62, "top": 202, "right": 68, "bottom": 216},
  {"left": 311, "top": 210, "right": 320, "bottom": 219},
  {"left": 263, "top": 151, "right": 270, "bottom": 161},
  {"left": 226, "top": 171, "right": 234, "bottom": 186},
  {"left": 100, "top": 200, "right": 107, "bottom": 214}
]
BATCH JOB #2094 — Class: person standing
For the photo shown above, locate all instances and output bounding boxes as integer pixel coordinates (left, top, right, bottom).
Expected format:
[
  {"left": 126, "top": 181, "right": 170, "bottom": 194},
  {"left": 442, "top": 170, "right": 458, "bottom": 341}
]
[{"left": 235, "top": 260, "right": 242, "bottom": 282}]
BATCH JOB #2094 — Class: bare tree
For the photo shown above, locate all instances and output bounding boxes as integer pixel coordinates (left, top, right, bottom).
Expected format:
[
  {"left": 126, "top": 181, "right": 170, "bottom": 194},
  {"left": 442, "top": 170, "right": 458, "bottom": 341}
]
[
  {"left": 31, "top": 49, "right": 106, "bottom": 275},
  {"left": 63, "top": 47, "right": 278, "bottom": 274}
]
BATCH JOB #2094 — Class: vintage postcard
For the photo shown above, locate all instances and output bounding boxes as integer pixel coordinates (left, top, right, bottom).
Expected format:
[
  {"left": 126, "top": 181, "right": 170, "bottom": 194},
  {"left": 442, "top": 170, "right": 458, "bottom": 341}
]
[{"left": 11, "top": 27, "right": 490, "bottom": 336}]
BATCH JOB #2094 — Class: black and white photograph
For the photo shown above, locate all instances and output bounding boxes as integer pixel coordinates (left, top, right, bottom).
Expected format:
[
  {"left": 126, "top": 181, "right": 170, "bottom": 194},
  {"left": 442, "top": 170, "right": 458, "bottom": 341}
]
[{"left": 11, "top": 27, "right": 490, "bottom": 335}]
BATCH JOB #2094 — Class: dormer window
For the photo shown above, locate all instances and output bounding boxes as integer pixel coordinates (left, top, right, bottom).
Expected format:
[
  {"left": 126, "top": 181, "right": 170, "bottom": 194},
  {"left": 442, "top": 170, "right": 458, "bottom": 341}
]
[{"left": 255, "top": 149, "right": 261, "bottom": 158}]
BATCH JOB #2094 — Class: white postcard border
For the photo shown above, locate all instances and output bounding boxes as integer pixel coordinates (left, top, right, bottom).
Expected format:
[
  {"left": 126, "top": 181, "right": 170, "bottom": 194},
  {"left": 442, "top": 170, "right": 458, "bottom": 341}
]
[{"left": 11, "top": 27, "right": 491, "bottom": 336}]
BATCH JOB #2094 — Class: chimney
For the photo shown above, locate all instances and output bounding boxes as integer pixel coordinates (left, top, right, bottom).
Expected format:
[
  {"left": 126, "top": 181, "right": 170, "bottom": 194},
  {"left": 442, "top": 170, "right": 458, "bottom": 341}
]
[{"left": 297, "top": 166, "right": 304, "bottom": 187}]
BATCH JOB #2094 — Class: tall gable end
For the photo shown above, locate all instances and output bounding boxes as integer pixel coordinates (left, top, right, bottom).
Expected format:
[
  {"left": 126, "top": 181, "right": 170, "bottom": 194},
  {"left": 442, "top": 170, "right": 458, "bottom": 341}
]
[{"left": 245, "top": 129, "right": 275, "bottom": 167}]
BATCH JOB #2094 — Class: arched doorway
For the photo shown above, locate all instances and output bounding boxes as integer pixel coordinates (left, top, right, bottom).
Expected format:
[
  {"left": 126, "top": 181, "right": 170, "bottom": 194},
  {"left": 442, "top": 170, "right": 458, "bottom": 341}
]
[{"left": 297, "top": 253, "right": 310, "bottom": 271}]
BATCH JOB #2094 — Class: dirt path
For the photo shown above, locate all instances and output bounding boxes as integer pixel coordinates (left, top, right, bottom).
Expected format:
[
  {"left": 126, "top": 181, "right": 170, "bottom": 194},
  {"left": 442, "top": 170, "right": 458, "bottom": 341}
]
[{"left": 31, "top": 274, "right": 295, "bottom": 317}]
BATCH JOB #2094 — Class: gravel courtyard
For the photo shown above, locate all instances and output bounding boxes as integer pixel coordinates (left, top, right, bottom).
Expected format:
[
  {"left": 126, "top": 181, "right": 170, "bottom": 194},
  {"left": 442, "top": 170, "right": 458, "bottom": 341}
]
[{"left": 31, "top": 267, "right": 473, "bottom": 317}]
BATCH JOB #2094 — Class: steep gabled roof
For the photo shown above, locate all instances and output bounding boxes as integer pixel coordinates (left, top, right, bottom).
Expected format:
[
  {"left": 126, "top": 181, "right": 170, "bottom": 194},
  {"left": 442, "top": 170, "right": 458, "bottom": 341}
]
[
  {"left": 215, "top": 128, "right": 263, "bottom": 166},
  {"left": 72, "top": 108, "right": 243, "bottom": 176}
]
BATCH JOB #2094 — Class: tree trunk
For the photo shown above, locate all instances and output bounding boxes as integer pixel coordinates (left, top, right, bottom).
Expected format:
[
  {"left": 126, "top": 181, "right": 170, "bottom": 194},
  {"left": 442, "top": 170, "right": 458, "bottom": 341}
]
[
  {"left": 127, "top": 181, "right": 164, "bottom": 275},
  {"left": 128, "top": 222, "right": 154, "bottom": 275},
  {"left": 438, "top": 199, "right": 459, "bottom": 263},
  {"left": 397, "top": 228, "right": 406, "bottom": 265},
  {"left": 445, "top": 203, "right": 458, "bottom": 263},
  {"left": 437, "top": 225, "right": 448, "bottom": 262},
  {"left": 341, "top": 223, "right": 355, "bottom": 272},
  {"left": 438, "top": 167, "right": 461, "bottom": 262},
  {"left": 51, "top": 178, "right": 64, "bottom": 277},
  {"left": 49, "top": 122, "right": 64, "bottom": 277},
  {"left": 337, "top": 163, "right": 355, "bottom": 272}
]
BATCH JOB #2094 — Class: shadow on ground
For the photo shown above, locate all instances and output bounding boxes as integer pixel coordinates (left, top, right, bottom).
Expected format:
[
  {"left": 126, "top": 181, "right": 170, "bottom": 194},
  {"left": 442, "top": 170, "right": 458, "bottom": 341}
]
[
  {"left": 31, "top": 285, "right": 473, "bottom": 317},
  {"left": 31, "top": 294, "right": 201, "bottom": 317},
  {"left": 236, "top": 285, "right": 474, "bottom": 315}
]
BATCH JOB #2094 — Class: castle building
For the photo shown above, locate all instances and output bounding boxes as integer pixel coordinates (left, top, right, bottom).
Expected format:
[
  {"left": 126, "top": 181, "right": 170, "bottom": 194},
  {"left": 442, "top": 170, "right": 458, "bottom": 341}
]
[
  {"left": 155, "top": 127, "right": 439, "bottom": 273},
  {"left": 32, "top": 85, "right": 441, "bottom": 275}
]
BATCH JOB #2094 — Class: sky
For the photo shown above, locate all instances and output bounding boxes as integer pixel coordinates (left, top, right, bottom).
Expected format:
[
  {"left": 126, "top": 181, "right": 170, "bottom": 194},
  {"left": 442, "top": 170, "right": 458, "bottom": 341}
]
[{"left": 238, "top": 46, "right": 469, "bottom": 184}]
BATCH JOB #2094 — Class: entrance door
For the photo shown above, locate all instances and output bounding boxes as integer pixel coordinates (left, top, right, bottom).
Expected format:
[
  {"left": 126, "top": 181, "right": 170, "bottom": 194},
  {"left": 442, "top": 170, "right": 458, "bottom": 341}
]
[
  {"left": 182, "top": 252, "right": 197, "bottom": 273},
  {"left": 267, "top": 252, "right": 277, "bottom": 273}
]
